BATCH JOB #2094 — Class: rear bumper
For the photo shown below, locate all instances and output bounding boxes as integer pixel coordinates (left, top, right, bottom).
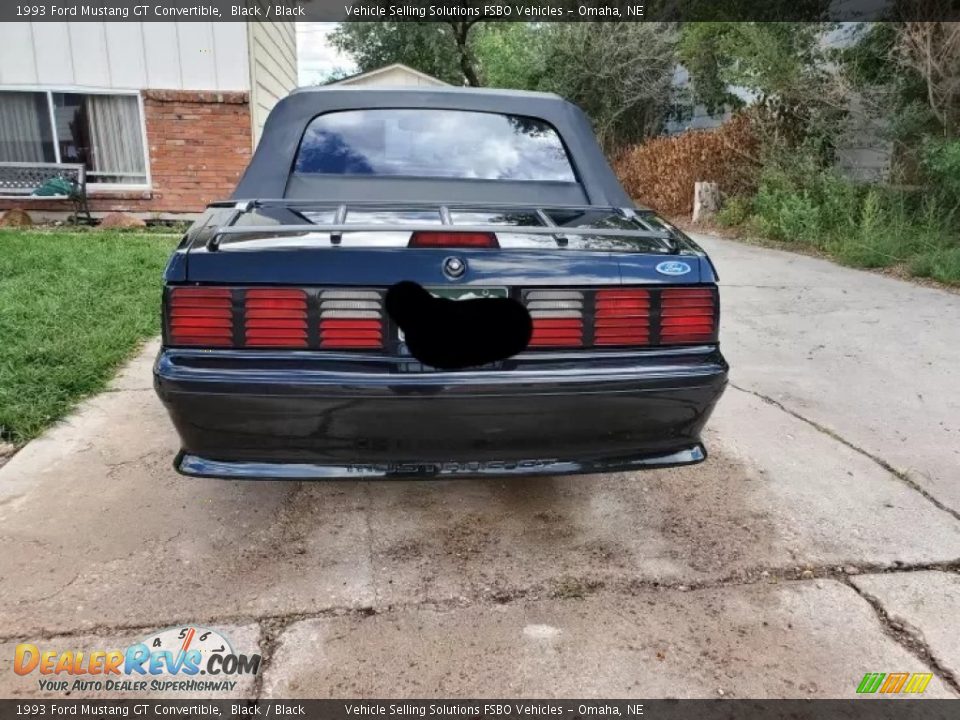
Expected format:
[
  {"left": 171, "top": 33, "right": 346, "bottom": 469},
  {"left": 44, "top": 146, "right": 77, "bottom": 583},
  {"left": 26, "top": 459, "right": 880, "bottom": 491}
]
[{"left": 154, "top": 347, "right": 728, "bottom": 480}]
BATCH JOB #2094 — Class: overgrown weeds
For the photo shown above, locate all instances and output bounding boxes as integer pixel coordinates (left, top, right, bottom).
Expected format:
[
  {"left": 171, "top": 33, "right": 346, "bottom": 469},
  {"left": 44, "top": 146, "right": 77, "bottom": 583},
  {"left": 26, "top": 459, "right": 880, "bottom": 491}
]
[{"left": 716, "top": 144, "right": 960, "bottom": 285}]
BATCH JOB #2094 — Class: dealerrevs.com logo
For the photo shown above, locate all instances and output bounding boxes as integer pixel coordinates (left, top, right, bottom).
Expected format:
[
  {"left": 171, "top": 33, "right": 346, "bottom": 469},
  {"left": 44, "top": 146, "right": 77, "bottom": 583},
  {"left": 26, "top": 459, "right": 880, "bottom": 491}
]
[{"left": 14, "top": 626, "right": 261, "bottom": 694}]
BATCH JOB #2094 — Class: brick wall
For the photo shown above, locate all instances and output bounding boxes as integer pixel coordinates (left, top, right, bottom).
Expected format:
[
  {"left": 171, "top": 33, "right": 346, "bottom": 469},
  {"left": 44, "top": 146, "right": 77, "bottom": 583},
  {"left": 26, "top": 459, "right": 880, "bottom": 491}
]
[
  {"left": 141, "top": 90, "right": 252, "bottom": 213},
  {"left": 1, "top": 89, "right": 252, "bottom": 217}
]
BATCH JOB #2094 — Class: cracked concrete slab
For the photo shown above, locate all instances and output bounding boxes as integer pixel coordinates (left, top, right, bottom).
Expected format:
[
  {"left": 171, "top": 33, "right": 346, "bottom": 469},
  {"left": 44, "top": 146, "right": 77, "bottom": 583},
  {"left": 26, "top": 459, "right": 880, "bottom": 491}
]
[
  {"left": 2, "top": 232, "right": 959, "bottom": 699},
  {"left": 0, "top": 375, "right": 374, "bottom": 637},
  {"left": 694, "top": 234, "right": 960, "bottom": 513},
  {"left": 260, "top": 580, "right": 955, "bottom": 698},
  {"left": 3, "top": 342, "right": 960, "bottom": 638},
  {"left": 0, "top": 624, "right": 261, "bottom": 699},
  {"left": 363, "top": 385, "right": 960, "bottom": 607},
  {"left": 851, "top": 571, "right": 960, "bottom": 681}
]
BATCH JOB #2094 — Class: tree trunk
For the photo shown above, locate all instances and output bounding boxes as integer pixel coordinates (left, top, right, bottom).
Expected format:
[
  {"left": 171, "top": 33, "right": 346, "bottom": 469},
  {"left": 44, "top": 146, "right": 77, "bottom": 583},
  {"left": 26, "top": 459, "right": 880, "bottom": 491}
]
[
  {"left": 693, "top": 182, "right": 721, "bottom": 224},
  {"left": 449, "top": 22, "right": 481, "bottom": 87}
]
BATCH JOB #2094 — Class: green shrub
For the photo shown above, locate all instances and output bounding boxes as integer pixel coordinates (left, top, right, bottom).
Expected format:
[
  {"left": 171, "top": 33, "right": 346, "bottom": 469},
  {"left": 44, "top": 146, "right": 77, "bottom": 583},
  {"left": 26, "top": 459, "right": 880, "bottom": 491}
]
[
  {"left": 751, "top": 166, "right": 825, "bottom": 245},
  {"left": 724, "top": 148, "right": 959, "bottom": 284},
  {"left": 828, "top": 188, "right": 901, "bottom": 268},
  {"left": 909, "top": 247, "right": 960, "bottom": 285},
  {"left": 920, "top": 138, "right": 960, "bottom": 210},
  {"left": 717, "top": 195, "right": 753, "bottom": 226}
]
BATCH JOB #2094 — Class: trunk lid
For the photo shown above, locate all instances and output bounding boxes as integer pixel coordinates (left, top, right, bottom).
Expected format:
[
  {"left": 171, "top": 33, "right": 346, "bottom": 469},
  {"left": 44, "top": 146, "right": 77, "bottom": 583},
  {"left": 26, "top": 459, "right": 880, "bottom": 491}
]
[
  {"left": 182, "top": 203, "right": 703, "bottom": 285},
  {"left": 182, "top": 246, "right": 702, "bottom": 286}
]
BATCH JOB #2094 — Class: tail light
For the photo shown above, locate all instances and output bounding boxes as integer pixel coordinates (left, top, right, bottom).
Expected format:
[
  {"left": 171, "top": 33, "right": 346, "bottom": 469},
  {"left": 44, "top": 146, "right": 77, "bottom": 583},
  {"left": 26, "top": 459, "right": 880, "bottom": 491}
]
[
  {"left": 594, "top": 289, "right": 651, "bottom": 346},
  {"left": 168, "top": 288, "right": 233, "bottom": 346},
  {"left": 408, "top": 232, "right": 499, "bottom": 248},
  {"left": 319, "top": 289, "right": 384, "bottom": 349},
  {"left": 521, "top": 286, "right": 718, "bottom": 350},
  {"left": 525, "top": 290, "right": 584, "bottom": 347},
  {"left": 244, "top": 289, "right": 308, "bottom": 348},
  {"left": 660, "top": 288, "right": 717, "bottom": 344}
]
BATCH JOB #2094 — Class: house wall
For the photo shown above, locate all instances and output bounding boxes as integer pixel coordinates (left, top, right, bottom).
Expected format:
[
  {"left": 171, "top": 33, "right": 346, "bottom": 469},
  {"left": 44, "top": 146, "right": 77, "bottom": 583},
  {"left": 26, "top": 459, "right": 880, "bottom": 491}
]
[
  {"left": 0, "top": 22, "right": 249, "bottom": 91},
  {"left": 3, "top": 90, "right": 252, "bottom": 216},
  {"left": 247, "top": 20, "right": 298, "bottom": 144},
  {"left": 122, "top": 90, "right": 252, "bottom": 214},
  {"left": 0, "top": 22, "right": 298, "bottom": 216}
]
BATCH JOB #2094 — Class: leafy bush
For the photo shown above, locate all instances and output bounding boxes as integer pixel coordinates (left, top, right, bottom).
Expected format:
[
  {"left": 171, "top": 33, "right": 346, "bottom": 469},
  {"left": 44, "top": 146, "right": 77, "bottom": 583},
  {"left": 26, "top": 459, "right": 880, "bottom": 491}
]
[
  {"left": 909, "top": 247, "right": 960, "bottom": 284},
  {"left": 750, "top": 167, "right": 823, "bottom": 245},
  {"left": 717, "top": 195, "right": 753, "bottom": 226},
  {"left": 829, "top": 189, "right": 913, "bottom": 268},
  {"left": 710, "top": 148, "right": 959, "bottom": 284},
  {"left": 920, "top": 139, "right": 960, "bottom": 211}
]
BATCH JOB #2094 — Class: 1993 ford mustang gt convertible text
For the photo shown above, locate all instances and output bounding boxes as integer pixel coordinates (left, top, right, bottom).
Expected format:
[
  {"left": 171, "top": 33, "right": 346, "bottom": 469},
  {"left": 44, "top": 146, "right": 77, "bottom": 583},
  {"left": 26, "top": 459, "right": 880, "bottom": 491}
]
[{"left": 153, "top": 87, "right": 728, "bottom": 479}]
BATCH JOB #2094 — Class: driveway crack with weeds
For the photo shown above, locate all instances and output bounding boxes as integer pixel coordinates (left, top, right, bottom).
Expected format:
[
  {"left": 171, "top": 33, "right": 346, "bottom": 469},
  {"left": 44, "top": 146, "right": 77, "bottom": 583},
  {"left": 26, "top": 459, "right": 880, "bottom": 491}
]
[
  {"left": 5, "top": 559, "right": 960, "bottom": 645},
  {"left": 843, "top": 577, "right": 960, "bottom": 695},
  {"left": 729, "top": 382, "right": 960, "bottom": 523}
]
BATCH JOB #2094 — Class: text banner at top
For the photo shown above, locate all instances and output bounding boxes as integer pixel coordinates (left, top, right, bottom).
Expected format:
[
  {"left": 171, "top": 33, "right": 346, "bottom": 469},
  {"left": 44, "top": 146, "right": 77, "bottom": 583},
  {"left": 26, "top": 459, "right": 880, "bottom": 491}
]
[{"left": 4, "top": 0, "right": 960, "bottom": 23}]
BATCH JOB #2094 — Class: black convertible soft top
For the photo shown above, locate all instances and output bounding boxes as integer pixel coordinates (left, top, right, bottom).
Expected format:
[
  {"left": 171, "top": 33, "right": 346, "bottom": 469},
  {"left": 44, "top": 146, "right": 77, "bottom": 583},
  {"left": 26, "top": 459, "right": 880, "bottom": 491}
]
[{"left": 232, "top": 86, "right": 633, "bottom": 209}]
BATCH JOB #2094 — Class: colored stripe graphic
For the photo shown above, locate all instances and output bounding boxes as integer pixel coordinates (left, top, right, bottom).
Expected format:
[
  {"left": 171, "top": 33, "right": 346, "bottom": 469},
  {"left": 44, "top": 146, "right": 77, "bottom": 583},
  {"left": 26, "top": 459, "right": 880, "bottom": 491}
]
[
  {"left": 857, "top": 672, "right": 932, "bottom": 694},
  {"left": 880, "top": 672, "right": 909, "bottom": 693},
  {"left": 903, "top": 673, "right": 933, "bottom": 694},
  {"left": 857, "top": 673, "right": 885, "bottom": 693}
]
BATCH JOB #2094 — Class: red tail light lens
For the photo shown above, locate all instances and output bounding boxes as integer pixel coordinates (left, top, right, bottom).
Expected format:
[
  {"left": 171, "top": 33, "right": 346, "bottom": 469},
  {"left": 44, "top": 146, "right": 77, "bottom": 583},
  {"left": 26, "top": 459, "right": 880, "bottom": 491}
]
[
  {"left": 168, "top": 288, "right": 233, "bottom": 346},
  {"left": 525, "top": 290, "right": 584, "bottom": 347},
  {"left": 319, "top": 289, "right": 383, "bottom": 349},
  {"left": 244, "top": 289, "right": 308, "bottom": 348},
  {"left": 409, "top": 232, "right": 499, "bottom": 248},
  {"left": 530, "top": 318, "right": 583, "bottom": 347},
  {"left": 660, "top": 288, "right": 717, "bottom": 344},
  {"left": 594, "top": 289, "right": 651, "bottom": 346}
]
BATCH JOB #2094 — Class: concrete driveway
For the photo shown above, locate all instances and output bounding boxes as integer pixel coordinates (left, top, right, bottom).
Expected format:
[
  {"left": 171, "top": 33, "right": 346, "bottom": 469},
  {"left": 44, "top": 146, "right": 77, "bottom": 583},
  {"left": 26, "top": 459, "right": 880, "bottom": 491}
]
[{"left": 1, "top": 234, "right": 959, "bottom": 699}]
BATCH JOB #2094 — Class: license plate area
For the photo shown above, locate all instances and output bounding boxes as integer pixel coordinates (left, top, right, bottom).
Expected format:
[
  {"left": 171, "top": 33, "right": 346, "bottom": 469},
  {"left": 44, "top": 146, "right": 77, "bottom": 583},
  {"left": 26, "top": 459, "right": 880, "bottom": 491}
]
[
  {"left": 397, "top": 287, "right": 508, "bottom": 343},
  {"left": 428, "top": 287, "right": 508, "bottom": 301}
]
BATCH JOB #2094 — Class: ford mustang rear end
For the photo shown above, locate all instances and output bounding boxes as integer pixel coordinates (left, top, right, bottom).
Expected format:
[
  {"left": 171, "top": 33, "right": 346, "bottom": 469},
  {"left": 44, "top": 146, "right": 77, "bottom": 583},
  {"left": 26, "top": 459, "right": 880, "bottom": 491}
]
[{"left": 153, "top": 87, "right": 728, "bottom": 479}]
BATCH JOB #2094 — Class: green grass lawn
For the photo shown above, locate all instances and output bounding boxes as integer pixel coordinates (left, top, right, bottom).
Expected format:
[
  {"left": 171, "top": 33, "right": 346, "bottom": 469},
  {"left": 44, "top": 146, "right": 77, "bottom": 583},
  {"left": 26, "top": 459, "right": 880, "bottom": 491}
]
[{"left": 0, "top": 230, "right": 179, "bottom": 444}]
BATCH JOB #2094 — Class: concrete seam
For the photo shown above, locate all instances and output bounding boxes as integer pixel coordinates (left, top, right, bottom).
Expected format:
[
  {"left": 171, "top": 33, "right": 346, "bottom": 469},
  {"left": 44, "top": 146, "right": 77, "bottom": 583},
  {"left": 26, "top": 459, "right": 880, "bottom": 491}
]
[
  {"left": 728, "top": 383, "right": 960, "bottom": 523},
  {"left": 250, "top": 617, "right": 285, "bottom": 701},
  {"left": 5, "top": 561, "right": 960, "bottom": 645},
  {"left": 842, "top": 577, "right": 960, "bottom": 696}
]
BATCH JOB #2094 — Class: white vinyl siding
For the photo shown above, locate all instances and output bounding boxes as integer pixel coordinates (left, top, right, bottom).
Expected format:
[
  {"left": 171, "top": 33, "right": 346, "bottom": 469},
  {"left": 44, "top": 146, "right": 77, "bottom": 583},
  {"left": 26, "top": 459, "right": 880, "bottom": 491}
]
[
  {"left": 69, "top": 23, "right": 111, "bottom": 88},
  {"left": 142, "top": 23, "right": 183, "bottom": 89},
  {"left": 0, "top": 22, "right": 249, "bottom": 92},
  {"left": 248, "top": 19, "right": 298, "bottom": 146}
]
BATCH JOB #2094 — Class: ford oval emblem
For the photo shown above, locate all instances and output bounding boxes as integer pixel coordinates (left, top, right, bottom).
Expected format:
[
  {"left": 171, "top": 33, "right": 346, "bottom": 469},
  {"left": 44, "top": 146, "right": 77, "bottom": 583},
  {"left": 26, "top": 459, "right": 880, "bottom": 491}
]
[{"left": 656, "top": 261, "right": 692, "bottom": 276}]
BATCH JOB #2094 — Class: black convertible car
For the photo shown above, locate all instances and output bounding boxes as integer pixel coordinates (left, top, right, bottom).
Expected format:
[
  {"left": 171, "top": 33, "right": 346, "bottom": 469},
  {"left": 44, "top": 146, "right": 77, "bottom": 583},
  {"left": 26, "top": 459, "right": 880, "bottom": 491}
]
[{"left": 154, "top": 87, "right": 728, "bottom": 479}]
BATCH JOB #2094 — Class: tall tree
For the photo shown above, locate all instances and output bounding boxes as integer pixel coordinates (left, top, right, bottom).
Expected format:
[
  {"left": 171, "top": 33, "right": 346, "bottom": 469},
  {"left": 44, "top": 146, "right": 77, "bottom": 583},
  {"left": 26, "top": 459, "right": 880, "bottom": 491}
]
[
  {"left": 895, "top": 21, "right": 960, "bottom": 137},
  {"left": 329, "top": 21, "right": 484, "bottom": 86},
  {"left": 537, "top": 23, "right": 679, "bottom": 149},
  {"left": 677, "top": 22, "right": 846, "bottom": 155},
  {"left": 330, "top": 21, "right": 679, "bottom": 148},
  {"left": 472, "top": 23, "right": 545, "bottom": 90}
]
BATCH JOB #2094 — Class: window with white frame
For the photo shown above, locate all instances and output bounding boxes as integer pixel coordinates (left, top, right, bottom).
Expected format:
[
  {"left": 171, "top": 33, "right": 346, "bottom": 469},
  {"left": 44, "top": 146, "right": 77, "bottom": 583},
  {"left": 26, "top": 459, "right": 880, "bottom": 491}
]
[{"left": 0, "top": 90, "right": 148, "bottom": 186}]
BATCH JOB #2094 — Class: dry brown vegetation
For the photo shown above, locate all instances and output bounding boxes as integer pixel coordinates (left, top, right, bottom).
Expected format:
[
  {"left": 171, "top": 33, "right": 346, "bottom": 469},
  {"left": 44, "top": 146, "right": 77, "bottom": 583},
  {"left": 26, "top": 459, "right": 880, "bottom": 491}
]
[{"left": 612, "top": 113, "right": 760, "bottom": 216}]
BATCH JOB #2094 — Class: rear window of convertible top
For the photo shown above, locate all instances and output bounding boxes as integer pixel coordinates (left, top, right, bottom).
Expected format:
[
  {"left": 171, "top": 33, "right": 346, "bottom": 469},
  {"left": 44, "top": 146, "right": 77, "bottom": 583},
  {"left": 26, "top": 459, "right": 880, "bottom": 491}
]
[{"left": 293, "top": 109, "right": 576, "bottom": 183}]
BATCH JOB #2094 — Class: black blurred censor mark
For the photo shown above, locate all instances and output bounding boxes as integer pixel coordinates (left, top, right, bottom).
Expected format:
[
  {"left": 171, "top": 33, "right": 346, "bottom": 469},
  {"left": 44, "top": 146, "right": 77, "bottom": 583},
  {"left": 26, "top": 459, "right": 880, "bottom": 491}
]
[{"left": 386, "top": 281, "right": 532, "bottom": 370}]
